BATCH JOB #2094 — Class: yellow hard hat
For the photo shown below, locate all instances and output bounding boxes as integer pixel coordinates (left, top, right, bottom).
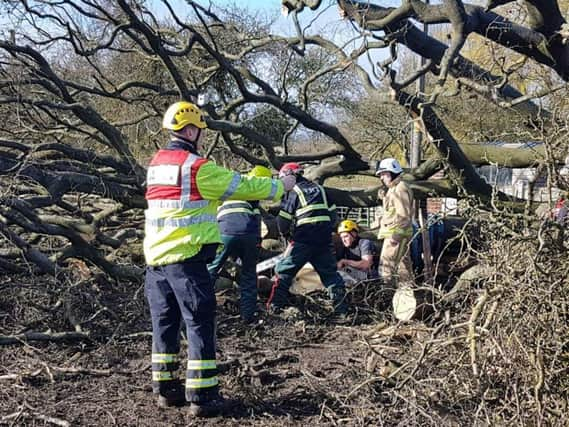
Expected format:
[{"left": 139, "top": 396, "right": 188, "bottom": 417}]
[
  {"left": 163, "top": 101, "right": 206, "bottom": 131},
  {"left": 248, "top": 165, "right": 273, "bottom": 178},
  {"left": 338, "top": 219, "right": 359, "bottom": 233}
]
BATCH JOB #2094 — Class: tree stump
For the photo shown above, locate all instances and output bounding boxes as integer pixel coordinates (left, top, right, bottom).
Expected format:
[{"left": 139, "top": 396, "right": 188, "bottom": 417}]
[{"left": 392, "top": 286, "right": 436, "bottom": 321}]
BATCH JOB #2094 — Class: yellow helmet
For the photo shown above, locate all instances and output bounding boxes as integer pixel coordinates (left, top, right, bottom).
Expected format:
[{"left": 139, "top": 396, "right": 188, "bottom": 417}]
[
  {"left": 338, "top": 219, "right": 359, "bottom": 234},
  {"left": 248, "top": 165, "right": 273, "bottom": 178},
  {"left": 163, "top": 101, "right": 206, "bottom": 131}
]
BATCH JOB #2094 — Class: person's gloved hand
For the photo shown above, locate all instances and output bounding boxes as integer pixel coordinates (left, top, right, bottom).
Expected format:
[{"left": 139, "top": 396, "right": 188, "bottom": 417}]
[{"left": 280, "top": 174, "right": 296, "bottom": 192}]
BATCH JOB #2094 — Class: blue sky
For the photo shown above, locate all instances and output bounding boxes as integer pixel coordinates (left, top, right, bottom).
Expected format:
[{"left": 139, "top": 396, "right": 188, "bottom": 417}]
[
  {"left": 146, "top": 0, "right": 392, "bottom": 83},
  {"left": 213, "top": 0, "right": 281, "bottom": 10}
]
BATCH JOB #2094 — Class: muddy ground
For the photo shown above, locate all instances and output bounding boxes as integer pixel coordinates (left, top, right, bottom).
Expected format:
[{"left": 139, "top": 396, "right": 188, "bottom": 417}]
[
  {"left": 3, "top": 262, "right": 566, "bottom": 427},
  {"left": 0, "top": 273, "right": 401, "bottom": 426}
]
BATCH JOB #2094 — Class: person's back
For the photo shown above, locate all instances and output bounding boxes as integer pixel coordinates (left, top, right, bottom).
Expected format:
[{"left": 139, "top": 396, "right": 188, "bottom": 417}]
[
  {"left": 208, "top": 166, "right": 274, "bottom": 323},
  {"left": 277, "top": 176, "right": 336, "bottom": 245},
  {"left": 143, "top": 102, "right": 296, "bottom": 416},
  {"left": 217, "top": 200, "right": 261, "bottom": 236}
]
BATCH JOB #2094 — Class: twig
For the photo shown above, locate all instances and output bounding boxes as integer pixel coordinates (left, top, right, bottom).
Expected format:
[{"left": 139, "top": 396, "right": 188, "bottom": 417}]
[
  {"left": 120, "top": 331, "right": 152, "bottom": 339},
  {"left": 34, "top": 414, "right": 70, "bottom": 427},
  {"left": 0, "top": 364, "right": 149, "bottom": 382},
  {"left": 468, "top": 290, "right": 489, "bottom": 376},
  {"left": 0, "top": 331, "right": 90, "bottom": 345}
]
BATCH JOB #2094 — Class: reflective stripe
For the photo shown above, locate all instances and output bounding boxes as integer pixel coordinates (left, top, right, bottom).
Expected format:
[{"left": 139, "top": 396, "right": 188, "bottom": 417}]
[
  {"left": 329, "top": 204, "right": 336, "bottom": 211},
  {"left": 379, "top": 226, "right": 413, "bottom": 239},
  {"left": 293, "top": 185, "right": 308, "bottom": 207},
  {"left": 217, "top": 208, "right": 255, "bottom": 219},
  {"left": 296, "top": 215, "right": 330, "bottom": 225},
  {"left": 187, "top": 360, "right": 217, "bottom": 370},
  {"left": 296, "top": 203, "right": 328, "bottom": 216},
  {"left": 219, "top": 173, "right": 241, "bottom": 201},
  {"left": 152, "top": 371, "right": 176, "bottom": 381},
  {"left": 292, "top": 184, "right": 330, "bottom": 226},
  {"left": 147, "top": 199, "right": 209, "bottom": 209},
  {"left": 152, "top": 353, "right": 178, "bottom": 364},
  {"left": 146, "top": 153, "right": 207, "bottom": 210},
  {"left": 146, "top": 214, "right": 217, "bottom": 228},
  {"left": 186, "top": 376, "right": 219, "bottom": 389},
  {"left": 218, "top": 201, "right": 251, "bottom": 209},
  {"left": 279, "top": 210, "right": 293, "bottom": 220},
  {"left": 318, "top": 185, "right": 328, "bottom": 206},
  {"left": 267, "top": 181, "right": 278, "bottom": 200},
  {"left": 180, "top": 154, "right": 200, "bottom": 201}
]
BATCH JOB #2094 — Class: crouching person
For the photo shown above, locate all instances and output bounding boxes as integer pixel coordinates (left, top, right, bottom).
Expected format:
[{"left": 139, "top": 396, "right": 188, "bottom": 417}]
[
  {"left": 267, "top": 163, "right": 348, "bottom": 319},
  {"left": 336, "top": 220, "right": 378, "bottom": 284}
]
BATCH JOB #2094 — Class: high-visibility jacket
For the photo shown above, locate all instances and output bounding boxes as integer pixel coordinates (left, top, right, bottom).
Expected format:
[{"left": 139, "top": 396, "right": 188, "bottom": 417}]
[
  {"left": 217, "top": 200, "right": 261, "bottom": 236},
  {"left": 144, "top": 148, "right": 283, "bottom": 266},
  {"left": 378, "top": 177, "right": 414, "bottom": 240},
  {"left": 277, "top": 177, "right": 336, "bottom": 244}
]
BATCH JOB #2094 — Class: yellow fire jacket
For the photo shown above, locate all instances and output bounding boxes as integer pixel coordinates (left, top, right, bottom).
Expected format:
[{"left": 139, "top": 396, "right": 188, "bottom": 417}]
[
  {"left": 378, "top": 177, "right": 414, "bottom": 240},
  {"left": 144, "top": 149, "right": 283, "bottom": 266}
]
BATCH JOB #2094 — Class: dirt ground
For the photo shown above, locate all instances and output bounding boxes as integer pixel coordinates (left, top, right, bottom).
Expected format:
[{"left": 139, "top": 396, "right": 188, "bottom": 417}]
[
  {"left": 0, "top": 274, "right": 395, "bottom": 426},
  {"left": 3, "top": 256, "right": 567, "bottom": 426}
]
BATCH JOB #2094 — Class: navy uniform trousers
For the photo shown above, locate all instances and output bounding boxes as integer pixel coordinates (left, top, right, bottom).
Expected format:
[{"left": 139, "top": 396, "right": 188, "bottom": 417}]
[
  {"left": 208, "top": 234, "right": 260, "bottom": 322},
  {"left": 145, "top": 245, "right": 219, "bottom": 404},
  {"left": 270, "top": 241, "right": 346, "bottom": 311}
]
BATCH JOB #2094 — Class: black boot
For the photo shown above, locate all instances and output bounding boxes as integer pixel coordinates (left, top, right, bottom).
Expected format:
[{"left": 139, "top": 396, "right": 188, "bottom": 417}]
[
  {"left": 156, "top": 382, "right": 185, "bottom": 408},
  {"left": 328, "top": 285, "right": 349, "bottom": 322},
  {"left": 188, "top": 397, "right": 228, "bottom": 417}
]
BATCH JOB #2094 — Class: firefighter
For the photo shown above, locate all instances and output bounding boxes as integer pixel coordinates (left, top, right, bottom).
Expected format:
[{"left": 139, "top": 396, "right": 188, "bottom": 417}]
[
  {"left": 336, "top": 219, "right": 378, "bottom": 283},
  {"left": 143, "top": 101, "right": 296, "bottom": 416},
  {"left": 267, "top": 162, "right": 348, "bottom": 318},
  {"left": 375, "top": 158, "right": 415, "bottom": 289},
  {"left": 208, "top": 165, "right": 273, "bottom": 324}
]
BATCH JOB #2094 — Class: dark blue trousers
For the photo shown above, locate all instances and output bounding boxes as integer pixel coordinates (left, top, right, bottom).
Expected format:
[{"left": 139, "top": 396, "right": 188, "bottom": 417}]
[
  {"left": 208, "top": 234, "right": 260, "bottom": 321},
  {"left": 269, "top": 241, "right": 346, "bottom": 310},
  {"left": 145, "top": 245, "right": 219, "bottom": 404}
]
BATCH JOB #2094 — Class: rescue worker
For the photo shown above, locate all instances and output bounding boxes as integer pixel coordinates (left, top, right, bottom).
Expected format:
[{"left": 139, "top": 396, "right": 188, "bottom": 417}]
[
  {"left": 143, "top": 101, "right": 296, "bottom": 416},
  {"left": 267, "top": 162, "right": 348, "bottom": 318},
  {"left": 208, "top": 165, "right": 273, "bottom": 324},
  {"left": 335, "top": 220, "right": 378, "bottom": 283},
  {"left": 375, "top": 158, "right": 415, "bottom": 289},
  {"left": 553, "top": 192, "right": 568, "bottom": 225}
]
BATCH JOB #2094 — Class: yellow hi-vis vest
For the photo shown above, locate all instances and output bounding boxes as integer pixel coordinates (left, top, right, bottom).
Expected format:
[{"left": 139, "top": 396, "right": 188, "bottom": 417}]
[{"left": 144, "top": 149, "right": 283, "bottom": 266}]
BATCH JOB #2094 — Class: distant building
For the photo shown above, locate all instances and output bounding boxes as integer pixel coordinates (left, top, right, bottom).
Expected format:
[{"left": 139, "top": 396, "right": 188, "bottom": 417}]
[{"left": 474, "top": 141, "right": 563, "bottom": 201}]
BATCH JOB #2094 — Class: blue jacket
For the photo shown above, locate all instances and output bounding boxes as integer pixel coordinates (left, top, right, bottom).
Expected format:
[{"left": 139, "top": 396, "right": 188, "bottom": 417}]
[
  {"left": 277, "top": 177, "right": 336, "bottom": 244},
  {"left": 217, "top": 200, "right": 261, "bottom": 236}
]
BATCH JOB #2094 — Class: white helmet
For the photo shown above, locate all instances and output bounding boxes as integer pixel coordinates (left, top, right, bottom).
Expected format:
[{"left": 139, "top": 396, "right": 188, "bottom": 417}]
[{"left": 375, "top": 158, "right": 403, "bottom": 176}]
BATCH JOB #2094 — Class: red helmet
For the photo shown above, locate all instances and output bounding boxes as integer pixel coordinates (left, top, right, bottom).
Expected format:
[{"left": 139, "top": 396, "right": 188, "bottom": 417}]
[{"left": 278, "top": 162, "right": 303, "bottom": 178}]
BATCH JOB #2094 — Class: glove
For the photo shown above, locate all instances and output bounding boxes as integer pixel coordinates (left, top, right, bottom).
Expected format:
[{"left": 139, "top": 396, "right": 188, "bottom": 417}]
[{"left": 280, "top": 174, "right": 296, "bottom": 192}]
